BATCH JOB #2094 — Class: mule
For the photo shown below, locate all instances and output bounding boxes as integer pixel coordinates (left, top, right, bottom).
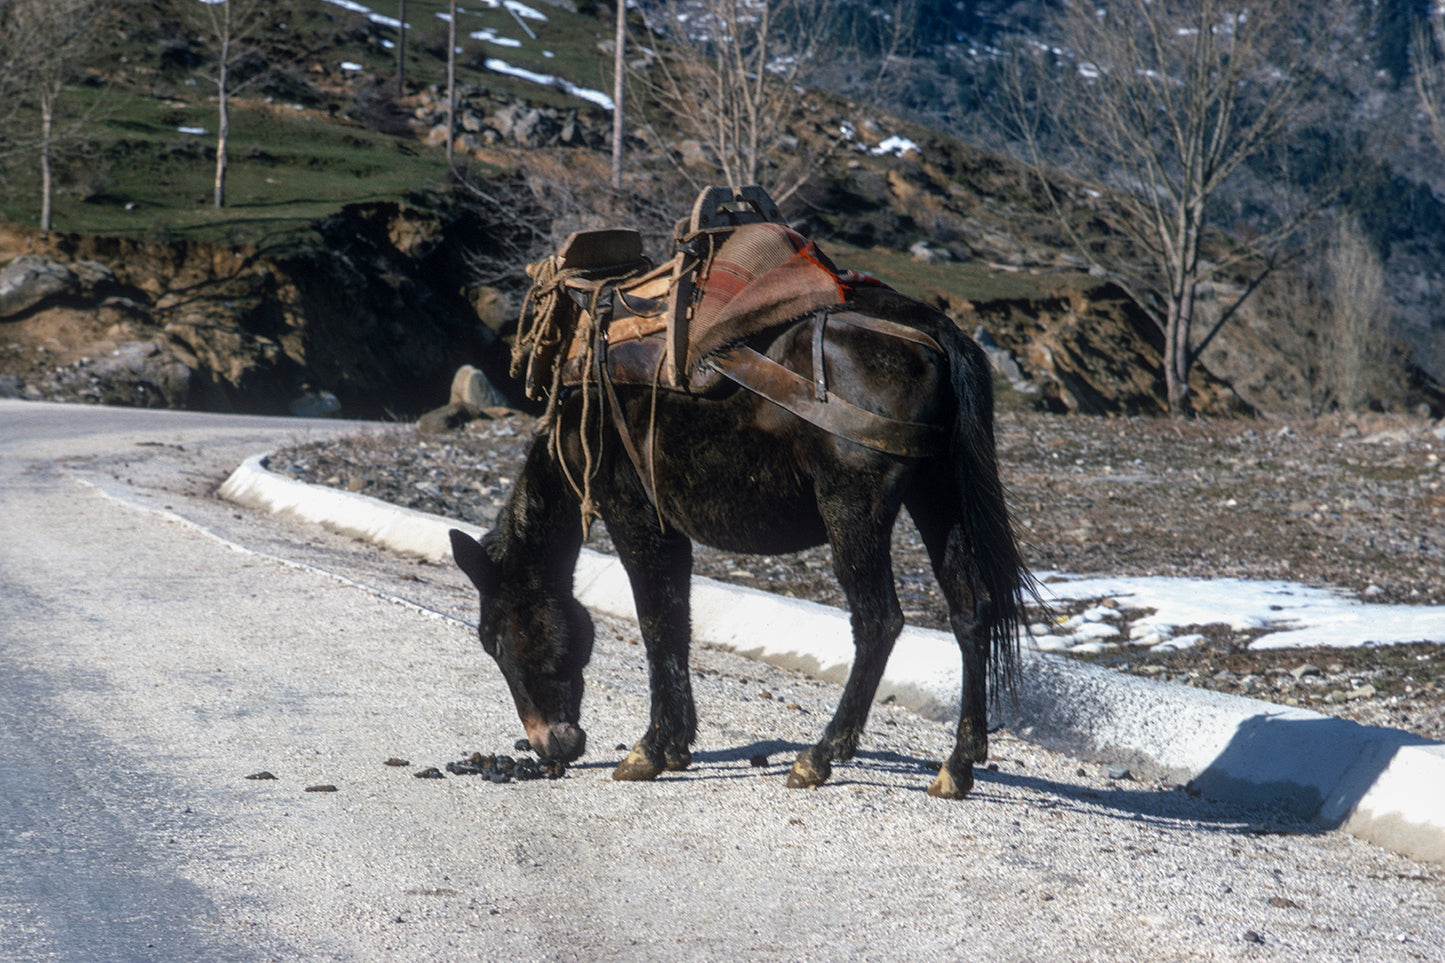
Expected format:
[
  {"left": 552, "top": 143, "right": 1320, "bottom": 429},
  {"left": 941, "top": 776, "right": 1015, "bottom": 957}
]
[{"left": 449, "top": 295, "right": 1035, "bottom": 798}]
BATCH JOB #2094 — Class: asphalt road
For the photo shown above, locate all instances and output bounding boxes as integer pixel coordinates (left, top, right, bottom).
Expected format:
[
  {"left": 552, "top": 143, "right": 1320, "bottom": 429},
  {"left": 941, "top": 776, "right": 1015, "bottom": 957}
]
[{"left": 1, "top": 399, "right": 1441, "bottom": 962}]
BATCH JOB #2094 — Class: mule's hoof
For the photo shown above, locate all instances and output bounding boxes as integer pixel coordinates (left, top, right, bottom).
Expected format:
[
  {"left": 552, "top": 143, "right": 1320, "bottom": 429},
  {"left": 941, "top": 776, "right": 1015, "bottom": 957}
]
[
  {"left": 927, "top": 763, "right": 974, "bottom": 799},
  {"left": 612, "top": 747, "right": 663, "bottom": 781},
  {"left": 785, "top": 751, "right": 830, "bottom": 789}
]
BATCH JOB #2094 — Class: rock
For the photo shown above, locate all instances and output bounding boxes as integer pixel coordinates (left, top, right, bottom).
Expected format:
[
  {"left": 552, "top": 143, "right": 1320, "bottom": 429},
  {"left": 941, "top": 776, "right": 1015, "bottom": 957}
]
[
  {"left": 1105, "top": 765, "right": 1132, "bottom": 780},
  {"left": 973, "top": 326, "right": 1035, "bottom": 394},
  {"left": 0, "top": 255, "right": 77, "bottom": 318},
  {"left": 1289, "top": 663, "right": 1322, "bottom": 679},
  {"left": 449, "top": 363, "right": 508, "bottom": 409},
  {"left": 288, "top": 388, "right": 342, "bottom": 418},
  {"left": 417, "top": 400, "right": 485, "bottom": 434},
  {"left": 83, "top": 340, "right": 197, "bottom": 408}
]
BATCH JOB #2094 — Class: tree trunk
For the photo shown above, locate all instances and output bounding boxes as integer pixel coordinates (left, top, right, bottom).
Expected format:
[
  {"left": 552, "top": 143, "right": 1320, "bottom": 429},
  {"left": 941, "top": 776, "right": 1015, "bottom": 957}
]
[
  {"left": 214, "top": 61, "right": 229, "bottom": 207},
  {"left": 611, "top": 0, "right": 625, "bottom": 189},
  {"left": 396, "top": 0, "right": 407, "bottom": 99},
  {"left": 39, "top": 90, "right": 54, "bottom": 233},
  {"left": 445, "top": 0, "right": 456, "bottom": 166}
]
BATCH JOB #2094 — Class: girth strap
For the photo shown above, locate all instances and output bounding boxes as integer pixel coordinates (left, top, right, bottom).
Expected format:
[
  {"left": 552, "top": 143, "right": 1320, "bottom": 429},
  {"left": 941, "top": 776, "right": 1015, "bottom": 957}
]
[{"left": 706, "top": 344, "right": 947, "bottom": 458}]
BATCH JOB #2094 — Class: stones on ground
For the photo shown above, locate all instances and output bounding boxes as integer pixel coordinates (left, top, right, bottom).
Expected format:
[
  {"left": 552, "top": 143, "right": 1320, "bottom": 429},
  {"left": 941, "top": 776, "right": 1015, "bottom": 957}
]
[
  {"left": 1105, "top": 765, "right": 1132, "bottom": 781},
  {"left": 384, "top": 757, "right": 411, "bottom": 767},
  {"left": 749, "top": 753, "right": 770, "bottom": 768},
  {"left": 244, "top": 771, "right": 276, "bottom": 780},
  {"left": 1290, "top": 663, "right": 1322, "bottom": 679},
  {"left": 414, "top": 767, "right": 445, "bottom": 779},
  {"left": 304, "top": 784, "right": 338, "bottom": 792}
]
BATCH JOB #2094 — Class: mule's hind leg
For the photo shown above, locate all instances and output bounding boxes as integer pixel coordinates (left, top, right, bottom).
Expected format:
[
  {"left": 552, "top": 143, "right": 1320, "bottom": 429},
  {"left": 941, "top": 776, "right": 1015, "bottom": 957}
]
[
  {"left": 787, "top": 486, "right": 905, "bottom": 790},
  {"left": 604, "top": 504, "right": 698, "bottom": 782},
  {"left": 906, "top": 486, "right": 990, "bottom": 799}
]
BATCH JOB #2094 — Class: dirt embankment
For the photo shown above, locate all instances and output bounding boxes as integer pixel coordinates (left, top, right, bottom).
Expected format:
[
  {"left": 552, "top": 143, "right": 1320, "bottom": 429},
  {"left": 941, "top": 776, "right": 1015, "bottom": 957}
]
[{"left": 0, "top": 200, "right": 517, "bottom": 418}]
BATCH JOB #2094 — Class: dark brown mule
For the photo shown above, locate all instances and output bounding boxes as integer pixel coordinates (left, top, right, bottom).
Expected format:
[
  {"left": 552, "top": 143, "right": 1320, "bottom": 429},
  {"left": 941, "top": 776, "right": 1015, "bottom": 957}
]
[{"left": 449, "top": 293, "right": 1035, "bottom": 797}]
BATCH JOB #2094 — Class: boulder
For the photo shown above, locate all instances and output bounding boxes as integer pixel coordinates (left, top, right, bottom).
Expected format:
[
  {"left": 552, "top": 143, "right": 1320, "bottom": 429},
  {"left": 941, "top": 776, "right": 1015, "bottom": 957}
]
[
  {"left": 449, "top": 363, "right": 508, "bottom": 409},
  {"left": 416, "top": 400, "right": 485, "bottom": 434},
  {"left": 288, "top": 388, "right": 342, "bottom": 418},
  {"left": 86, "top": 339, "right": 198, "bottom": 408},
  {"left": 0, "top": 256, "right": 77, "bottom": 318}
]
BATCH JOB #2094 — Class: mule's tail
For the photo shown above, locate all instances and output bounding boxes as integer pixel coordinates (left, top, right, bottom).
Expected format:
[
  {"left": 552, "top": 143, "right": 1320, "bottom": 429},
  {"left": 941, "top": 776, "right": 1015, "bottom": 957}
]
[{"left": 944, "top": 329, "right": 1039, "bottom": 699}]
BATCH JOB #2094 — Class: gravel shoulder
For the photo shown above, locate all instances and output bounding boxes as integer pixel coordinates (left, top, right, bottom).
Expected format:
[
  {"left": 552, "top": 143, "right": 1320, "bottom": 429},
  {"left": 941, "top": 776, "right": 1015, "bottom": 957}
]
[{"left": 267, "top": 409, "right": 1445, "bottom": 742}]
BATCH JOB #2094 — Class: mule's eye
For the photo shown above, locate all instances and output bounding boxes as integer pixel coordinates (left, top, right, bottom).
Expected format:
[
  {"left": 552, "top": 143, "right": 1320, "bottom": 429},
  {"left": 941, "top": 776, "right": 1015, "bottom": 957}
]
[{"left": 477, "top": 611, "right": 501, "bottom": 656}]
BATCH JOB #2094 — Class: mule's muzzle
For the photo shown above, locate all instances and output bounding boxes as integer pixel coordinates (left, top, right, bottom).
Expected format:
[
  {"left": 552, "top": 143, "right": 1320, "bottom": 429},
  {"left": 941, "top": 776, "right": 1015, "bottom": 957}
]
[{"left": 527, "top": 721, "right": 587, "bottom": 762}]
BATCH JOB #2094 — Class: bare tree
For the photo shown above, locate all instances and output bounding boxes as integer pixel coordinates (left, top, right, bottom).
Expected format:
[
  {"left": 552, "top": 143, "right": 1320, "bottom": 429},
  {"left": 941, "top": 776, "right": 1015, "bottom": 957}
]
[
  {"left": 1415, "top": 11, "right": 1445, "bottom": 159},
  {"left": 0, "top": 0, "right": 100, "bottom": 233},
  {"left": 189, "top": 0, "right": 271, "bottom": 208},
  {"left": 396, "top": 0, "right": 408, "bottom": 97},
  {"left": 631, "top": 0, "right": 914, "bottom": 204},
  {"left": 1007, "top": 0, "right": 1348, "bottom": 416},
  {"left": 1321, "top": 216, "right": 1394, "bottom": 412},
  {"left": 611, "top": 0, "right": 626, "bottom": 189},
  {"left": 445, "top": 0, "right": 457, "bottom": 166}
]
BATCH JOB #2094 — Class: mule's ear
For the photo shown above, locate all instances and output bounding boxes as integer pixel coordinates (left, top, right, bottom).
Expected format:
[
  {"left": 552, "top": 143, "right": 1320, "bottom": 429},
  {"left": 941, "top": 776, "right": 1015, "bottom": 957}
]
[{"left": 449, "top": 529, "right": 499, "bottom": 593}]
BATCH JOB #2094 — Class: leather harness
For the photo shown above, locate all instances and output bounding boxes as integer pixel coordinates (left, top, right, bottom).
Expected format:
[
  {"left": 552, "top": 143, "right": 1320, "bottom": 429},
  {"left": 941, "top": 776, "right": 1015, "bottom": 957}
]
[{"left": 515, "top": 186, "right": 953, "bottom": 526}]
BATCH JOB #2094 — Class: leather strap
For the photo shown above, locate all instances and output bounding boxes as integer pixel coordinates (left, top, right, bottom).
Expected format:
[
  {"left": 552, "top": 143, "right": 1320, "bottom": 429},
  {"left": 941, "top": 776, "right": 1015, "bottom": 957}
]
[
  {"left": 829, "top": 309, "right": 944, "bottom": 355},
  {"left": 811, "top": 308, "right": 828, "bottom": 401},
  {"left": 598, "top": 331, "right": 665, "bottom": 510},
  {"left": 707, "top": 345, "right": 946, "bottom": 458}
]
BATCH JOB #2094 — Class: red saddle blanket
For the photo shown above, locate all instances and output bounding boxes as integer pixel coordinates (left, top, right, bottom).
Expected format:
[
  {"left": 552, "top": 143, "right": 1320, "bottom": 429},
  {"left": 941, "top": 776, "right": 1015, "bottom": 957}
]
[{"left": 559, "top": 222, "right": 883, "bottom": 390}]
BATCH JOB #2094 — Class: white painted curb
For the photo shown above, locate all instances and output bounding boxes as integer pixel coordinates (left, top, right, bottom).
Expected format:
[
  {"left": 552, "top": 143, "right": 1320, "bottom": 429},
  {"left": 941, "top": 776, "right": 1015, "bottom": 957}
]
[{"left": 220, "top": 453, "right": 1444, "bottom": 866}]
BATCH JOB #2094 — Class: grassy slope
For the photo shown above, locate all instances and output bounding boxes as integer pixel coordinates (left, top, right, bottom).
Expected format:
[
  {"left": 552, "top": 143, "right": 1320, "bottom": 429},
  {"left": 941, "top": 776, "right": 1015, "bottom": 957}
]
[
  {"left": 0, "top": 0, "right": 1083, "bottom": 311},
  {"left": 0, "top": 0, "right": 611, "bottom": 243}
]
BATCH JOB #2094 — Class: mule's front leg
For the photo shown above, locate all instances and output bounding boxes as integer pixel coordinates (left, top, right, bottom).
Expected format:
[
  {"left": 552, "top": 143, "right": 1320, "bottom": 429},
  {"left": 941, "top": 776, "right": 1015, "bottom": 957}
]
[{"left": 605, "top": 506, "right": 698, "bottom": 782}]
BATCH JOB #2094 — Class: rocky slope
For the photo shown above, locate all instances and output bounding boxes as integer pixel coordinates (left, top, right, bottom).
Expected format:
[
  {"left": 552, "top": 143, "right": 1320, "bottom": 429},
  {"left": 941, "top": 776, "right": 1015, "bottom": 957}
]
[{"left": 0, "top": 198, "right": 519, "bottom": 418}]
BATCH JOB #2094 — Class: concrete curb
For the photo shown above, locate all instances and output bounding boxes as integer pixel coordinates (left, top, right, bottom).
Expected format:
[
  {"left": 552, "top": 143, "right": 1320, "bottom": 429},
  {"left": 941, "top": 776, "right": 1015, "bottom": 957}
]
[{"left": 219, "top": 453, "right": 1444, "bottom": 866}]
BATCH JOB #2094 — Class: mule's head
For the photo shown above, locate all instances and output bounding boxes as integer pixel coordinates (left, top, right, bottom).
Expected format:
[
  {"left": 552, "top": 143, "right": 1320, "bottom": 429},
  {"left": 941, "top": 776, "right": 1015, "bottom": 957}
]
[{"left": 449, "top": 528, "right": 593, "bottom": 762}]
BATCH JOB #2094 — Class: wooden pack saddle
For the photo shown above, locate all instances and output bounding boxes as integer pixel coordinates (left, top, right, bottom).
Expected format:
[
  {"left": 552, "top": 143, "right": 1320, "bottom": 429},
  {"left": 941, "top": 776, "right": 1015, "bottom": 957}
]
[{"left": 512, "top": 185, "right": 946, "bottom": 460}]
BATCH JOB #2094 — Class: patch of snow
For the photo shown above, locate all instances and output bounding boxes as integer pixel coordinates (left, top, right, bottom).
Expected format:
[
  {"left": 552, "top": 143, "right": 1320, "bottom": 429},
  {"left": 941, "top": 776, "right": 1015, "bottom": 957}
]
[
  {"left": 870, "top": 135, "right": 917, "bottom": 157},
  {"left": 484, "top": 58, "right": 613, "bottom": 110}
]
